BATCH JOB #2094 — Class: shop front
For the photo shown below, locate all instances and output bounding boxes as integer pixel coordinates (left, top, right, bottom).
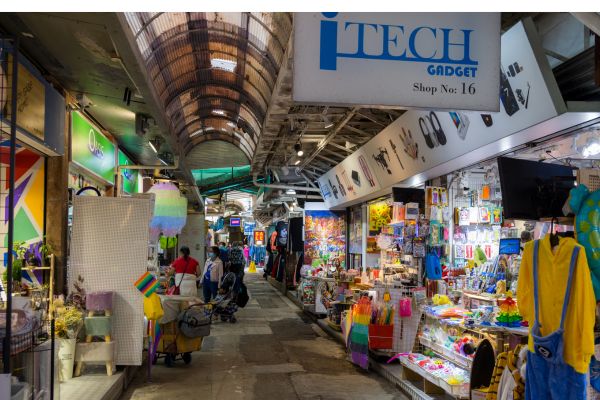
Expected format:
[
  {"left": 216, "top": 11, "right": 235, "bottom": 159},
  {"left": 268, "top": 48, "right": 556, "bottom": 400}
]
[
  {"left": 1, "top": 42, "right": 66, "bottom": 400},
  {"left": 311, "top": 18, "right": 600, "bottom": 398}
]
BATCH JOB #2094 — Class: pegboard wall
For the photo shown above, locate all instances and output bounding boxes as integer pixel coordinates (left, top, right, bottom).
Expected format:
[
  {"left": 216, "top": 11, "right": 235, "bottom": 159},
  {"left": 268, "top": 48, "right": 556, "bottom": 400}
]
[
  {"left": 69, "top": 196, "right": 153, "bottom": 365},
  {"left": 375, "top": 286, "right": 422, "bottom": 353}
]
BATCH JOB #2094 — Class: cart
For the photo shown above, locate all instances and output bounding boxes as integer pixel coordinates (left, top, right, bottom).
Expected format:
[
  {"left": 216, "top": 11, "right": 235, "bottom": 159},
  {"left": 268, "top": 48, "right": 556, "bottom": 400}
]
[{"left": 152, "top": 300, "right": 212, "bottom": 367}]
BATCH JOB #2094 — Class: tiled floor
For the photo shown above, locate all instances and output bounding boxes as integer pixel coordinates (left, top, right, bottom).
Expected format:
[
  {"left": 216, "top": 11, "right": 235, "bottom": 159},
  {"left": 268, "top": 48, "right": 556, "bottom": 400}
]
[{"left": 120, "top": 270, "right": 407, "bottom": 400}]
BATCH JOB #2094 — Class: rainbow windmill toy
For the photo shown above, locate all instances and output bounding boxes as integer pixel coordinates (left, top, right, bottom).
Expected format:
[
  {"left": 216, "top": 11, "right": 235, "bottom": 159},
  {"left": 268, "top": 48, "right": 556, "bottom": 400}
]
[{"left": 135, "top": 272, "right": 160, "bottom": 297}]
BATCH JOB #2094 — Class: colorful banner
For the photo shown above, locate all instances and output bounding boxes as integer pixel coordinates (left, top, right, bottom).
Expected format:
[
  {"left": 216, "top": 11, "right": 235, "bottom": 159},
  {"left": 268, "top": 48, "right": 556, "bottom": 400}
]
[
  {"left": 304, "top": 210, "right": 346, "bottom": 266},
  {"left": 118, "top": 149, "right": 139, "bottom": 193},
  {"left": 71, "top": 111, "right": 115, "bottom": 184}
]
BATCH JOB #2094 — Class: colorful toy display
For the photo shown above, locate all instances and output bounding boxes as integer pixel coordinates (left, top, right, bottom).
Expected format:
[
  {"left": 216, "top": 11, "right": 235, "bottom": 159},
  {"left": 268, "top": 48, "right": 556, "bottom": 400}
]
[
  {"left": 495, "top": 297, "right": 522, "bottom": 327},
  {"left": 148, "top": 182, "right": 188, "bottom": 239},
  {"left": 398, "top": 353, "right": 470, "bottom": 385},
  {"left": 348, "top": 297, "right": 371, "bottom": 369}
]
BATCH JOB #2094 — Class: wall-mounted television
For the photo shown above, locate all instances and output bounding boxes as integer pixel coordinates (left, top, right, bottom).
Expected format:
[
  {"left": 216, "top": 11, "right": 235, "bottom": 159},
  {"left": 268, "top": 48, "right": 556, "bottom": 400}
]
[
  {"left": 230, "top": 217, "right": 241, "bottom": 227},
  {"left": 497, "top": 157, "right": 576, "bottom": 220},
  {"left": 392, "top": 187, "right": 425, "bottom": 208}
]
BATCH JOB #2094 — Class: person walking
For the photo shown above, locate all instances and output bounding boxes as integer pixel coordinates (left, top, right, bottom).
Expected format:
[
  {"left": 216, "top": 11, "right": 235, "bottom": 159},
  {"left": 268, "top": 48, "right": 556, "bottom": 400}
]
[
  {"left": 229, "top": 242, "right": 245, "bottom": 295},
  {"left": 169, "top": 246, "right": 199, "bottom": 297},
  {"left": 201, "top": 246, "right": 224, "bottom": 302},
  {"left": 243, "top": 244, "right": 250, "bottom": 269}
]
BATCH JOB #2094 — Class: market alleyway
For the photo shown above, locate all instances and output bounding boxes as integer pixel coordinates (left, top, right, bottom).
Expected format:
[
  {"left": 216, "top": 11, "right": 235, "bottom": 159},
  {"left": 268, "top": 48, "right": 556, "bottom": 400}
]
[{"left": 121, "top": 271, "right": 407, "bottom": 400}]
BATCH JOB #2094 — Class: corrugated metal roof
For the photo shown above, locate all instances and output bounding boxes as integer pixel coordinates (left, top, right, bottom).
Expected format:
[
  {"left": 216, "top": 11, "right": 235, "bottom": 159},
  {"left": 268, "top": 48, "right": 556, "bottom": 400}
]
[{"left": 124, "top": 12, "right": 292, "bottom": 164}]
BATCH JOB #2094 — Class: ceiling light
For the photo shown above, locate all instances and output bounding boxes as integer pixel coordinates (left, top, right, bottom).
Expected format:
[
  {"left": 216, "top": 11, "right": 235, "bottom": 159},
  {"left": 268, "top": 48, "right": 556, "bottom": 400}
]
[
  {"left": 211, "top": 58, "right": 237, "bottom": 72},
  {"left": 294, "top": 159, "right": 301, "bottom": 165},
  {"left": 294, "top": 143, "right": 304, "bottom": 156},
  {"left": 190, "top": 129, "right": 203, "bottom": 138},
  {"left": 21, "top": 32, "right": 34, "bottom": 39},
  {"left": 323, "top": 115, "right": 334, "bottom": 129},
  {"left": 212, "top": 109, "right": 226, "bottom": 116},
  {"left": 325, "top": 122, "right": 334, "bottom": 129},
  {"left": 286, "top": 189, "right": 296, "bottom": 195},
  {"left": 159, "top": 158, "right": 168, "bottom": 166},
  {"left": 582, "top": 141, "right": 600, "bottom": 158}
]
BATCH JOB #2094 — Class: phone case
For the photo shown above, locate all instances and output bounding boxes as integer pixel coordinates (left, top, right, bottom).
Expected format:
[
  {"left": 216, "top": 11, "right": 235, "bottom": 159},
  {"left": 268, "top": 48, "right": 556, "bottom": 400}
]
[
  {"left": 335, "top": 174, "right": 346, "bottom": 197},
  {"left": 481, "top": 114, "right": 493, "bottom": 127},
  {"left": 500, "top": 68, "right": 520, "bottom": 116}
]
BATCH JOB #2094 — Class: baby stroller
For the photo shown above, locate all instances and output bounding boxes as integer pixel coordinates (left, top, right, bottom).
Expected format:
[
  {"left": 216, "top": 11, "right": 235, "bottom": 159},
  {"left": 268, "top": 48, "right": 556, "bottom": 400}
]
[{"left": 212, "top": 271, "right": 238, "bottom": 323}]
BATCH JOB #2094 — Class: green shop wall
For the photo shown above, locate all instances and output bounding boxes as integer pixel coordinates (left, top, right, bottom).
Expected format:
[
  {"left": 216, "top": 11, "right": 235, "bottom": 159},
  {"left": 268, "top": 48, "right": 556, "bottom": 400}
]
[
  {"left": 118, "top": 150, "right": 139, "bottom": 194},
  {"left": 71, "top": 111, "right": 115, "bottom": 184}
]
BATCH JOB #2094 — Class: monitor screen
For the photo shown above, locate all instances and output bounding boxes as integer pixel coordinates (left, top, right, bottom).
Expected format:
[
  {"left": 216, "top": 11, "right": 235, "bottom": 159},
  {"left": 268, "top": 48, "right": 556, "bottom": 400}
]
[
  {"left": 230, "top": 217, "right": 241, "bottom": 227},
  {"left": 497, "top": 157, "right": 576, "bottom": 220},
  {"left": 392, "top": 187, "right": 425, "bottom": 208},
  {"left": 499, "top": 238, "right": 521, "bottom": 255}
]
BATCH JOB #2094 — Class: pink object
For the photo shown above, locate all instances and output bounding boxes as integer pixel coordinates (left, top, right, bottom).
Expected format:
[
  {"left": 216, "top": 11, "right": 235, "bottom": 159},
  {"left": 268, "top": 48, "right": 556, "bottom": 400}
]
[
  {"left": 86, "top": 291, "right": 114, "bottom": 311},
  {"left": 399, "top": 297, "right": 412, "bottom": 317}
]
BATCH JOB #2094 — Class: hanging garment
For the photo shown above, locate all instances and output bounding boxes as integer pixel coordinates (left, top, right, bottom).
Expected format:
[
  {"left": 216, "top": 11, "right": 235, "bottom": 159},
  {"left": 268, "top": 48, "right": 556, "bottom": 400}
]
[
  {"left": 517, "top": 235, "right": 595, "bottom": 375},
  {"left": 276, "top": 248, "right": 286, "bottom": 282},
  {"left": 522, "top": 239, "right": 588, "bottom": 399}
]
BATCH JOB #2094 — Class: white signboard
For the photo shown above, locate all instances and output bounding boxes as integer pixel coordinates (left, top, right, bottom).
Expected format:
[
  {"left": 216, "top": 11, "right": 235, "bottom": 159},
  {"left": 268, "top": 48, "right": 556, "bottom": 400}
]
[
  {"left": 294, "top": 12, "right": 501, "bottom": 111},
  {"left": 318, "top": 21, "right": 566, "bottom": 209}
]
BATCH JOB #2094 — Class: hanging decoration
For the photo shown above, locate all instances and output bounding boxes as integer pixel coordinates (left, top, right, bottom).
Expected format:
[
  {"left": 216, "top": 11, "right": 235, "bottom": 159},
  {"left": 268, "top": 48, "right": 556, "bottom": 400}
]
[{"left": 148, "top": 182, "right": 187, "bottom": 239}]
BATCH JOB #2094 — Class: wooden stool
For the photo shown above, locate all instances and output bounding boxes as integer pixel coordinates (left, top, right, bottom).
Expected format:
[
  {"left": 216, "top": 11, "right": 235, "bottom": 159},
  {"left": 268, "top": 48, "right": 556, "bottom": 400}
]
[{"left": 75, "top": 292, "right": 115, "bottom": 376}]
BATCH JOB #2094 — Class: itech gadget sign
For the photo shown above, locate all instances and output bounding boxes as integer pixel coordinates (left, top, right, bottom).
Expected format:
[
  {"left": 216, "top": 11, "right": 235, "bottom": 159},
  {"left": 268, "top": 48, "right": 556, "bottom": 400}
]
[{"left": 294, "top": 13, "right": 500, "bottom": 111}]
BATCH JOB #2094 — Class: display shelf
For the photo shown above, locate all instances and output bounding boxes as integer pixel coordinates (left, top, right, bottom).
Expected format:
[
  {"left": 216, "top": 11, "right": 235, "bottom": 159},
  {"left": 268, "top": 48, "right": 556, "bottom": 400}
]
[
  {"left": 419, "top": 337, "right": 473, "bottom": 370},
  {"left": 399, "top": 356, "right": 469, "bottom": 399},
  {"left": 423, "top": 310, "right": 528, "bottom": 336}
]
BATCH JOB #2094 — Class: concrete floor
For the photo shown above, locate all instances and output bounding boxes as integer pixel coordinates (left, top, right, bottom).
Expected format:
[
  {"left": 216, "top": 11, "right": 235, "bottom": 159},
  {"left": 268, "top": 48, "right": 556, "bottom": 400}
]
[{"left": 121, "top": 271, "right": 407, "bottom": 400}]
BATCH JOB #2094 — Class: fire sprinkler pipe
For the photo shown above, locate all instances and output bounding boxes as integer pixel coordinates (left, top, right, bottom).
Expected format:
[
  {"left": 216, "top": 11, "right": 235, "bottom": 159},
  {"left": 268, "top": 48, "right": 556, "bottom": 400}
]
[{"left": 252, "top": 174, "right": 322, "bottom": 193}]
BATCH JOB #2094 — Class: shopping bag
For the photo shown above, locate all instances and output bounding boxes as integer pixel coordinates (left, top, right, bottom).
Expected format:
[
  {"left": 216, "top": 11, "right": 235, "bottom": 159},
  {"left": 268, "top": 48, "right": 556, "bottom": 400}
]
[
  {"left": 144, "top": 293, "right": 164, "bottom": 321},
  {"left": 236, "top": 283, "right": 249, "bottom": 308}
]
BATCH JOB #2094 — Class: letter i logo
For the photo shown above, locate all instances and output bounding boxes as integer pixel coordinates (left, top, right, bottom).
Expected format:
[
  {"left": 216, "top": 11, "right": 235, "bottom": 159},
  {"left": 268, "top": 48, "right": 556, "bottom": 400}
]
[{"left": 320, "top": 13, "right": 339, "bottom": 71}]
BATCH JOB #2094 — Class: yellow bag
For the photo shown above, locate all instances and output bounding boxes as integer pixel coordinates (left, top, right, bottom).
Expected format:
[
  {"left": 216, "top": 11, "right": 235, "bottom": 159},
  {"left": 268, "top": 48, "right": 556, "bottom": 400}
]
[
  {"left": 248, "top": 261, "right": 256, "bottom": 273},
  {"left": 144, "top": 293, "right": 164, "bottom": 321}
]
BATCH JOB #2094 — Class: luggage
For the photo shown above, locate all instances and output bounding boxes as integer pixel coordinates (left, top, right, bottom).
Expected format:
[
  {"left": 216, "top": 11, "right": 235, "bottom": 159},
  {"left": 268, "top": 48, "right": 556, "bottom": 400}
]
[{"left": 177, "top": 305, "right": 211, "bottom": 338}]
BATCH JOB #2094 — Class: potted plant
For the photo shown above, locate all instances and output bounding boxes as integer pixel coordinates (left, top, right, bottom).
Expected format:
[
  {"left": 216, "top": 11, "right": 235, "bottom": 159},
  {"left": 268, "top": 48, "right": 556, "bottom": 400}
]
[{"left": 54, "top": 296, "right": 83, "bottom": 381}]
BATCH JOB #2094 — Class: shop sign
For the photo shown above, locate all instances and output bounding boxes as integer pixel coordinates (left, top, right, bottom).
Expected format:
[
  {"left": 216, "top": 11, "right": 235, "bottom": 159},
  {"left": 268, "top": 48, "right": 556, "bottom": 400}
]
[
  {"left": 118, "top": 150, "right": 139, "bottom": 194},
  {"left": 318, "top": 20, "right": 566, "bottom": 209},
  {"left": 3, "top": 54, "right": 46, "bottom": 140},
  {"left": 254, "top": 230, "right": 265, "bottom": 244},
  {"left": 244, "top": 222, "right": 256, "bottom": 235},
  {"left": 71, "top": 111, "right": 115, "bottom": 184},
  {"left": 294, "top": 13, "right": 501, "bottom": 111}
]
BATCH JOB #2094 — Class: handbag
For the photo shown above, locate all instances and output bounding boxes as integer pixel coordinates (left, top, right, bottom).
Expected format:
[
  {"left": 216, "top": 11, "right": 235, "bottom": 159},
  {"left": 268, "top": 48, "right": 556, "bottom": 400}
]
[
  {"left": 166, "top": 259, "right": 190, "bottom": 295},
  {"left": 143, "top": 293, "right": 164, "bottom": 320}
]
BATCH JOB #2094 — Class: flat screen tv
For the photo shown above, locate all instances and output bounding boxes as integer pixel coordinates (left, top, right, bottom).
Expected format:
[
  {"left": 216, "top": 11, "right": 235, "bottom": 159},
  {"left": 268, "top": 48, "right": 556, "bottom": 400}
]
[
  {"left": 392, "top": 187, "right": 425, "bottom": 208},
  {"left": 497, "top": 157, "right": 576, "bottom": 220}
]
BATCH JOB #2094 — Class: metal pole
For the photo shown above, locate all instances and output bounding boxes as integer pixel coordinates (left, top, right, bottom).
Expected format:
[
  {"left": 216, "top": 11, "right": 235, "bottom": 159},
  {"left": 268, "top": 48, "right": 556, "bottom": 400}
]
[{"left": 3, "top": 36, "right": 19, "bottom": 373}]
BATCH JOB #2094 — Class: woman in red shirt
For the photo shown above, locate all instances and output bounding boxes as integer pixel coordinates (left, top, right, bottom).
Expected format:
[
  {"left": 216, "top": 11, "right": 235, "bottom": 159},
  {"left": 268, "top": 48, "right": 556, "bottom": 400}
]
[{"left": 169, "top": 246, "right": 199, "bottom": 296}]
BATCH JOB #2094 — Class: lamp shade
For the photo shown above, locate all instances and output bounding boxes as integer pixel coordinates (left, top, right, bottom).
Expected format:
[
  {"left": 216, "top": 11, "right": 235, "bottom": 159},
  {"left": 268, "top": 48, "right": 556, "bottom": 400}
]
[{"left": 148, "top": 182, "right": 187, "bottom": 239}]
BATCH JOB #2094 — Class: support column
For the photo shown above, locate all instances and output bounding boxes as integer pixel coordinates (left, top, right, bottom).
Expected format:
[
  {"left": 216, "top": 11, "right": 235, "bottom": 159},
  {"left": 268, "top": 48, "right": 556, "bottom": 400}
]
[{"left": 45, "top": 120, "right": 69, "bottom": 294}]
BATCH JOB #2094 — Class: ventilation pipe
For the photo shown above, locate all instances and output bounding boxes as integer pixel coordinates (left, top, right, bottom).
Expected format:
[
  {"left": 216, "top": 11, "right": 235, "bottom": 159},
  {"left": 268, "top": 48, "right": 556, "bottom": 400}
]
[{"left": 252, "top": 174, "right": 322, "bottom": 193}]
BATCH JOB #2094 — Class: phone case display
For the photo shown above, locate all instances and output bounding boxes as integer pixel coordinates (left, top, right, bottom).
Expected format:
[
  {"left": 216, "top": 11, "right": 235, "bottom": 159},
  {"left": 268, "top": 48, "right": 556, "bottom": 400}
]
[
  {"left": 304, "top": 210, "right": 346, "bottom": 267},
  {"left": 368, "top": 201, "right": 392, "bottom": 236},
  {"left": 348, "top": 207, "right": 362, "bottom": 254}
]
